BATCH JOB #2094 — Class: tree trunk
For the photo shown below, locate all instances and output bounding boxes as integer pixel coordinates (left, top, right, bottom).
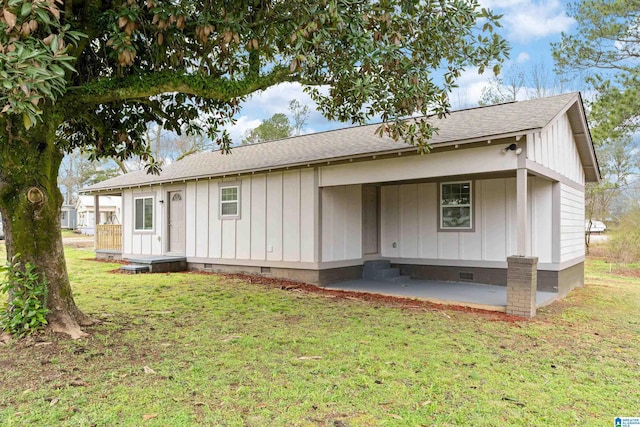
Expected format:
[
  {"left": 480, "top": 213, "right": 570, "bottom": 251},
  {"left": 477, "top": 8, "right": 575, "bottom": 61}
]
[{"left": 0, "top": 117, "right": 93, "bottom": 339}]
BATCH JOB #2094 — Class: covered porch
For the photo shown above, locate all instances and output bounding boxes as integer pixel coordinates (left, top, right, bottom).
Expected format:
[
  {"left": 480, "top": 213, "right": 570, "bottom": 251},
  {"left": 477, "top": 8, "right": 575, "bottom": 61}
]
[
  {"left": 324, "top": 276, "right": 557, "bottom": 313},
  {"left": 88, "top": 193, "right": 124, "bottom": 259}
]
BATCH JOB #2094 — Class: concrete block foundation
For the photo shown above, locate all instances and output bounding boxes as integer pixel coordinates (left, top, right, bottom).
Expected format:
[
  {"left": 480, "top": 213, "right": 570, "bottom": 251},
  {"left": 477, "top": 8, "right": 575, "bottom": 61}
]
[{"left": 188, "top": 263, "right": 362, "bottom": 286}]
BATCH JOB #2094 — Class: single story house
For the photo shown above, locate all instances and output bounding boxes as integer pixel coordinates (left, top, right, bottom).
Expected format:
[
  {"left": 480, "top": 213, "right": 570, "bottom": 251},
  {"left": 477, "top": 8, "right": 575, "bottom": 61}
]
[
  {"left": 75, "top": 195, "right": 121, "bottom": 235},
  {"left": 81, "top": 93, "right": 599, "bottom": 315}
]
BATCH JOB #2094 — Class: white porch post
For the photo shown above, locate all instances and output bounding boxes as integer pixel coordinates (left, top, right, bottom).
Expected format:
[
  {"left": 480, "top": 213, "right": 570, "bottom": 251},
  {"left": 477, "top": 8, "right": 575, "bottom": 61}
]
[
  {"left": 516, "top": 167, "right": 529, "bottom": 256},
  {"left": 507, "top": 141, "right": 537, "bottom": 317},
  {"left": 94, "top": 194, "right": 100, "bottom": 248}
]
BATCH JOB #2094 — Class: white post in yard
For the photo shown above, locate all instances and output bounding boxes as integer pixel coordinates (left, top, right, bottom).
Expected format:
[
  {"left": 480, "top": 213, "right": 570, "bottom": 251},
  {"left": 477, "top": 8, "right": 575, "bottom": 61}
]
[{"left": 94, "top": 194, "right": 100, "bottom": 249}]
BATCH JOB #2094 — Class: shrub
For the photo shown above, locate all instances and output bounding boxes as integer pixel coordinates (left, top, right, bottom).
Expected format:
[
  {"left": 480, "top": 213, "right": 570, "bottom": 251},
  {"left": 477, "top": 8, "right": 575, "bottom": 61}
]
[
  {"left": 607, "top": 207, "right": 640, "bottom": 264},
  {"left": 0, "top": 255, "right": 50, "bottom": 337}
]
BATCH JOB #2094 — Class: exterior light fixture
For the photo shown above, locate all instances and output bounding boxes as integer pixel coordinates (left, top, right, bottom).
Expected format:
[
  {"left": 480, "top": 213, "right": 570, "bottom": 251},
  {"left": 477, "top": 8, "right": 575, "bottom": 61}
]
[{"left": 501, "top": 143, "right": 522, "bottom": 155}]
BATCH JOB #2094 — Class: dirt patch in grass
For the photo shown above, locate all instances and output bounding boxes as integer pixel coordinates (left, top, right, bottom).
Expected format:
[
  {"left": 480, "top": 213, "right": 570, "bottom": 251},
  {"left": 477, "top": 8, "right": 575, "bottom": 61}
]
[{"left": 607, "top": 266, "right": 640, "bottom": 278}]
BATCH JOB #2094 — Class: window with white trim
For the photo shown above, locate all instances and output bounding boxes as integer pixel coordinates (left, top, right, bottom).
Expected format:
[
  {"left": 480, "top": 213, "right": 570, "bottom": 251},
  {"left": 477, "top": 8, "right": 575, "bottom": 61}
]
[
  {"left": 220, "top": 185, "right": 240, "bottom": 218},
  {"left": 134, "top": 196, "right": 154, "bottom": 231},
  {"left": 440, "top": 181, "right": 473, "bottom": 230}
]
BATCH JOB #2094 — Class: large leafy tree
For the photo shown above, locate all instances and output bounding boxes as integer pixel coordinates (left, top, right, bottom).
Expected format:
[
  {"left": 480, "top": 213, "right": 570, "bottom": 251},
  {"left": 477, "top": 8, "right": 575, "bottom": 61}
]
[
  {"left": 0, "top": 0, "right": 507, "bottom": 338},
  {"left": 242, "top": 113, "right": 293, "bottom": 144},
  {"left": 553, "top": 0, "right": 640, "bottom": 143}
]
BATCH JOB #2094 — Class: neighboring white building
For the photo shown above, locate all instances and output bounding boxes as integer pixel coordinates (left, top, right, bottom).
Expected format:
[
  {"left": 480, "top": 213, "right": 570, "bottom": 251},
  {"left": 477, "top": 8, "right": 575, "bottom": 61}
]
[
  {"left": 81, "top": 93, "right": 599, "bottom": 297},
  {"left": 75, "top": 195, "right": 121, "bottom": 235},
  {"left": 585, "top": 220, "right": 606, "bottom": 233},
  {"left": 61, "top": 205, "right": 77, "bottom": 229}
]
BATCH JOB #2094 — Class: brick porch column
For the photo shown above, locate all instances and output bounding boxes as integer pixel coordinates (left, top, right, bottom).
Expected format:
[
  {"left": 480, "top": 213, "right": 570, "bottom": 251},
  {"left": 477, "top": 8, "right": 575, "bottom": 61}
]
[{"left": 506, "top": 256, "right": 538, "bottom": 318}]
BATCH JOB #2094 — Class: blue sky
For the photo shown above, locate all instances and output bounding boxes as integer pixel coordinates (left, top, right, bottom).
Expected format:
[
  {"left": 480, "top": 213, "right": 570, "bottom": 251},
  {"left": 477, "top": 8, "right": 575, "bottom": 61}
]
[{"left": 225, "top": 0, "right": 578, "bottom": 144}]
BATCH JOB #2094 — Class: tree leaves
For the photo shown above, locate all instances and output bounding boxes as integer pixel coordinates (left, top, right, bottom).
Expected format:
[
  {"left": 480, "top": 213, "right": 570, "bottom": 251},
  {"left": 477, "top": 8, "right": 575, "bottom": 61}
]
[
  {"left": 0, "top": 1, "right": 83, "bottom": 127},
  {"left": 3, "top": 9, "right": 17, "bottom": 29},
  {"left": 242, "top": 113, "right": 293, "bottom": 145},
  {"left": 552, "top": 0, "right": 640, "bottom": 144},
  {"left": 3, "top": 0, "right": 508, "bottom": 158}
]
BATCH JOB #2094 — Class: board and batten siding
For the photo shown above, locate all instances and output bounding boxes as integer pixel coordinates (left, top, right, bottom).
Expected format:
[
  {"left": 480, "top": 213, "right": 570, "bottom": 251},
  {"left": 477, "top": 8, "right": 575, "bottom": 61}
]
[
  {"left": 379, "top": 177, "right": 553, "bottom": 264},
  {"left": 560, "top": 183, "right": 585, "bottom": 262},
  {"left": 122, "top": 169, "right": 318, "bottom": 263},
  {"left": 123, "top": 188, "right": 164, "bottom": 256},
  {"left": 527, "top": 113, "right": 585, "bottom": 185},
  {"left": 193, "top": 170, "right": 316, "bottom": 262},
  {"left": 321, "top": 185, "right": 363, "bottom": 262}
]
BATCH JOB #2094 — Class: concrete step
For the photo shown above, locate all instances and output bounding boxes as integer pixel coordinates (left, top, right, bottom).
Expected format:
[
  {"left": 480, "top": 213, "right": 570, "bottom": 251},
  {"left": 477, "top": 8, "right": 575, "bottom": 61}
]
[
  {"left": 373, "top": 267, "right": 401, "bottom": 280},
  {"left": 362, "top": 260, "right": 392, "bottom": 279},
  {"left": 122, "top": 256, "right": 187, "bottom": 273},
  {"left": 120, "top": 264, "right": 150, "bottom": 274}
]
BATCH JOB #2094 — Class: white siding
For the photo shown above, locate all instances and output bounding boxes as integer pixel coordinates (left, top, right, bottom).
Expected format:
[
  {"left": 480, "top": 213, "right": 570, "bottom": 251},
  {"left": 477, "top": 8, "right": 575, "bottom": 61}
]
[
  {"left": 482, "top": 179, "right": 507, "bottom": 261},
  {"left": 266, "top": 173, "right": 283, "bottom": 261},
  {"left": 529, "top": 177, "right": 553, "bottom": 263},
  {"left": 381, "top": 185, "right": 400, "bottom": 257},
  {"left": 122, "top": 170, "right": 318, "bottom": 264},
  {"left": 380, "top": 178, "right": 553, "bottom": 262},
  {"left": 122, "top": 191, "right": 133, "bottom": 255},
  {"left": 417, "top": 183, "right": 438, "bottom": 258},
  {"left": 560, "top": 183, "right": 585, "bottom": 262},
  {"left": 321, "top": 185, "right": 362, "bottom": 262},
  {"left": 400, "top": 185, "right": 419, "bottom": 258},
  {"left": 283, "top": 171, "right": 301, "bottom": 261},
  {"left": 236, "top": 176, "right": 252, "bottom": 260},
  {"left": 250, "top": 174, "right": 267, "bottom": 260},
  {"left": 195, "top": 181, "right": 209, "bottom": 257},
  {"left": 123, "top": 188, "right": 163, "bottom": 256},
  {"left": 208, "top": 180, "right": 222, "bottom": 258},
  {"left": 527, "top": 113, "right": 585, "bottom": 185},
  {"left": 185, "top": 182, "right": 197, "bottom": 257},
  {"left": 319, "top": 144, "right": 518, "bottom": 187},
  {"left": 299, "top": 169, "right": 317, "bottom": 262}
]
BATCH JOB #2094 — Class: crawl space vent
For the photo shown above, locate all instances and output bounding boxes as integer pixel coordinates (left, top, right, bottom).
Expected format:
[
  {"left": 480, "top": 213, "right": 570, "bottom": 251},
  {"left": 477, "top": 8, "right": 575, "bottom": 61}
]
[
  {"left": 459, "top": 272, "right": 474, "bottom": 282},
  {"left": 261, "top": 267, "right": 271, "bottom": 274}
]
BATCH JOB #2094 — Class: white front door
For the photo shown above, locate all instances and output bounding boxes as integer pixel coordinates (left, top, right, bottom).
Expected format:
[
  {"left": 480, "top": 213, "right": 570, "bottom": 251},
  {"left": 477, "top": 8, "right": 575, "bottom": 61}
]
[{"left": 168, "top": 191, "right": 185, "bottom": 253}]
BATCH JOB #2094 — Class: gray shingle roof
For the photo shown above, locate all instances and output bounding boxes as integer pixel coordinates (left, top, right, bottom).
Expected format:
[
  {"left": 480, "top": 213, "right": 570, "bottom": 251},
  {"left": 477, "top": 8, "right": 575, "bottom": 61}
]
[{"left": 82, "top": 92, "right": 593, "bottom": 193}]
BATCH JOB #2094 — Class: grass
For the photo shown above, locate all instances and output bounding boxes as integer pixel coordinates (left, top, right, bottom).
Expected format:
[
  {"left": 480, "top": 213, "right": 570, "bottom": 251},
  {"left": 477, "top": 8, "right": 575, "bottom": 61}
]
[{"left": 0, "top": 242, "right": 639, "bottom": 426}]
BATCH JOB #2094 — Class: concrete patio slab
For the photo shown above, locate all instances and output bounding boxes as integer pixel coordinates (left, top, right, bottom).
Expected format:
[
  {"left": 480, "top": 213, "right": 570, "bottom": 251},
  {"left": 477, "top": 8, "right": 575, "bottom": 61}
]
[{"left": 323, "top": 278, "right": 558, "bottom": 312}]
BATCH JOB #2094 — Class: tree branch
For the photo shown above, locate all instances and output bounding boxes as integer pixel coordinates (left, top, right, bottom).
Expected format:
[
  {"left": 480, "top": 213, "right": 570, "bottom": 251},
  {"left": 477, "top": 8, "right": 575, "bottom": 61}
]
[{"left": 64, "top": 66, "right": 299, "bottom": 106}]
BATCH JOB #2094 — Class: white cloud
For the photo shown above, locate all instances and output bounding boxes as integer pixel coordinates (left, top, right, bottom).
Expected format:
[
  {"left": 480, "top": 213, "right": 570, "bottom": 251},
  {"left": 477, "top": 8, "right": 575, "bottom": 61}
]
[
  {"left": 225, "top": 116, "right": 262, "bottom": 144},
  {"left": 449, "top": 68, "right": 495, "bottom": 108},
  {"left": 227, "top": 82, "right": 345, "bottom": 144},
  {"left": 508, "top": 6, "right": 574, "bottom": 42},
  {"left": 481, "top": 0, "right": 575, "bottom": 43},
  {"left": 480, "top": 0, "right": 529, "bottom": 8},
  {"left": 242, "top": 82, "right": 312, "bottom": 117},
  {"left": 517, "top": 52, "right": 530, "bottom": 63}
]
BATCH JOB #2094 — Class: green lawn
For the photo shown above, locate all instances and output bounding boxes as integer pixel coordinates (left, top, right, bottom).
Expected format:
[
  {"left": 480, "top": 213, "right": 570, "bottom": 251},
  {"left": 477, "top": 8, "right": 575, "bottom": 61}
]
[{"left": 0, "top": 244, "right": 639, "bottom": 426}]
